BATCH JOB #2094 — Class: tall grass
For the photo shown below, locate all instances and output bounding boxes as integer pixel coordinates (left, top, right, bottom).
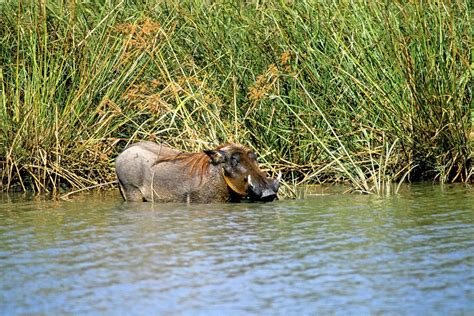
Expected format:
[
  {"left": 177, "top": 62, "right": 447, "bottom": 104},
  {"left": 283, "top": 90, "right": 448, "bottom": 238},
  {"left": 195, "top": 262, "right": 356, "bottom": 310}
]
[{"left": 1, "top": 0, "right": 472, "bottom": 196}]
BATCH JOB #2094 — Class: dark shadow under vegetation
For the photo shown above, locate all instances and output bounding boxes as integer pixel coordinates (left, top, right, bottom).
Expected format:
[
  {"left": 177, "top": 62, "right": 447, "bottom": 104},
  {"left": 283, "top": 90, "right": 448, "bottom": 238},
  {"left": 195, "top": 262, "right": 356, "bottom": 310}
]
[{"left": 0, "top": 0, "right": 472, "bottom": 197}]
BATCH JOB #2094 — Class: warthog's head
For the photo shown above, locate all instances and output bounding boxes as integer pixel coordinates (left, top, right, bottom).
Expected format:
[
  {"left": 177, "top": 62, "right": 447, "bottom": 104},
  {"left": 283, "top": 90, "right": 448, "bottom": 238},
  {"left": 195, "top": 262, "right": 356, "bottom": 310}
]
[{"left": 205, "top": 144, "right": 280, "bottom": 202}]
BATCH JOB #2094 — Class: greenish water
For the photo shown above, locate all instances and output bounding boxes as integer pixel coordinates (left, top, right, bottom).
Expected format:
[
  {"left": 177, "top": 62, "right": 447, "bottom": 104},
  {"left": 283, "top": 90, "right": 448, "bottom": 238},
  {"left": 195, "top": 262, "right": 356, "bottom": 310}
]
[{"left": 1, "top": 184, "right": 473, "bottom": 315}]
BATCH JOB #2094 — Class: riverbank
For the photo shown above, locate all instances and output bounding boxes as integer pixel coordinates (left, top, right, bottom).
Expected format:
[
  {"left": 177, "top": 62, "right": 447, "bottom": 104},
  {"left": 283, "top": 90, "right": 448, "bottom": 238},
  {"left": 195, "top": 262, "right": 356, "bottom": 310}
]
[{"left": 1, "top": 1, "right": 472, "bottom": 195}]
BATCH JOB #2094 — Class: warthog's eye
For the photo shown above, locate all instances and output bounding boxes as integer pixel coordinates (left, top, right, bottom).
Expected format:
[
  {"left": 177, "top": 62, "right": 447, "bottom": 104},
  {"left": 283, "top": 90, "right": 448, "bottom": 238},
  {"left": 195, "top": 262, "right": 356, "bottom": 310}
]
[{"left": 230, "top": 154, "right": 239, "bottom": 167}]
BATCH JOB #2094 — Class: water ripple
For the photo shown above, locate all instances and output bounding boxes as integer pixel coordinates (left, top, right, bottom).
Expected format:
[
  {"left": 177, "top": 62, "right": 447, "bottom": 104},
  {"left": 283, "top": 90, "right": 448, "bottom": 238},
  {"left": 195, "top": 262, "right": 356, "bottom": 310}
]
[{"left": 1, "top": 185, "right": 473, "bottom": 315}]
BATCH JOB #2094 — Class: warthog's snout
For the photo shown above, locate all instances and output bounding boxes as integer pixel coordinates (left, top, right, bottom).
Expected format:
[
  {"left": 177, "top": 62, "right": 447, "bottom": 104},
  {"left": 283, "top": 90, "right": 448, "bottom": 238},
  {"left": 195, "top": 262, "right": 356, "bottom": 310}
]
[{"left": 247, "top": 172, "right": 281, "bottom": 202}]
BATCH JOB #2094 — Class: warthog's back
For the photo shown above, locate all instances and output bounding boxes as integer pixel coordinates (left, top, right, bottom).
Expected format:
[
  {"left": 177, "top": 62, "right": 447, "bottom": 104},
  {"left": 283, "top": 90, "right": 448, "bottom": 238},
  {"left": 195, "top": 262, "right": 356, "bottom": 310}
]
[
  {"left": 115, "top": 142, "right": 227, "bottom": 202},
  {"left": 115, "top": 142, "right": 180, "bottom": 201}
]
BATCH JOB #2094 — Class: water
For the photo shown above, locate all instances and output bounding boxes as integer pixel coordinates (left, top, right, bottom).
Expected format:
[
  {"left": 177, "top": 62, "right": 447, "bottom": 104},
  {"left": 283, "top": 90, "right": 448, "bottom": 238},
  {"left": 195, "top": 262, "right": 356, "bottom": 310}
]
[{"left": 1, "top": 184, "right": 473, "bottom": 315}]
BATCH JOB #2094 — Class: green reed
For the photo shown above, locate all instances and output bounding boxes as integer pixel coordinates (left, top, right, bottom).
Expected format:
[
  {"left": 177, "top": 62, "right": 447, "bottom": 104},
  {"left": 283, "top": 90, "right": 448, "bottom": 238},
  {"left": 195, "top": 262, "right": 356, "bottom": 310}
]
[{"left": 1, "top": 0, "right": 471, "bottom": 196}]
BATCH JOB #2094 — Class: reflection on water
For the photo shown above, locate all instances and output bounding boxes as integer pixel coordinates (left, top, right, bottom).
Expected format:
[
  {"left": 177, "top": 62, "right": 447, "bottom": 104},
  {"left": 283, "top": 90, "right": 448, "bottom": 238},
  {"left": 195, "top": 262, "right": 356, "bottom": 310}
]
[{"left": 1, "top": 185, "right": 473, "bottom": 315}]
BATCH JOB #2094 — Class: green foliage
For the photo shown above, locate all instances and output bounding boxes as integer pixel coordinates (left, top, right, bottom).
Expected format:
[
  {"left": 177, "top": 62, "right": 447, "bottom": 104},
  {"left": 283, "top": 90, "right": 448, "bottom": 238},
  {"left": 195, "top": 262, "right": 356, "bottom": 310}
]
[{"left": 0, "top": 0, "right": 472, "bottom": 195}]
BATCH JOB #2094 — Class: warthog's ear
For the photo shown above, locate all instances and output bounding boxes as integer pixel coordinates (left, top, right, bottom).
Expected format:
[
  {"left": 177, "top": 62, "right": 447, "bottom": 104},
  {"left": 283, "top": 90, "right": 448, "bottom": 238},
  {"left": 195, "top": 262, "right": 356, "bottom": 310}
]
[{"left": 204, "top": 150, "right": 225, "bottom": 164}]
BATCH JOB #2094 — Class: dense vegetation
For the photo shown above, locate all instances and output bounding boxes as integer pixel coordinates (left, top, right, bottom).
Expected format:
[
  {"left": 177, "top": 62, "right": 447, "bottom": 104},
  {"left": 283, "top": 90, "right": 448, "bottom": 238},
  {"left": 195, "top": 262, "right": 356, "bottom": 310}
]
[{"left": 1, "top": 1, "right": 472, "bottom": 196}]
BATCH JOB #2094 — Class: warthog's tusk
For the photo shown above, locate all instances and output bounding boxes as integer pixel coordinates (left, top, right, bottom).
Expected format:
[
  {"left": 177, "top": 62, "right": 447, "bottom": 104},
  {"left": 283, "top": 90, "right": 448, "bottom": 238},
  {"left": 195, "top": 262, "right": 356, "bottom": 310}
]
[
  {"left": 247, "top": 175, "right": 254, "bottom": 188},
  {"left": 277, "top": 171, "right": 282, "bottom": 182}
]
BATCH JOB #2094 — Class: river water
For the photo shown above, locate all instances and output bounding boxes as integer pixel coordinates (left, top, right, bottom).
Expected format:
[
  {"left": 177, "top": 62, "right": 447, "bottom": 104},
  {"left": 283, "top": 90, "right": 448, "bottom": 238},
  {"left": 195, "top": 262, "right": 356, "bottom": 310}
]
[{"left": 1, "top": 184, "right": 473, "bottom": 315}]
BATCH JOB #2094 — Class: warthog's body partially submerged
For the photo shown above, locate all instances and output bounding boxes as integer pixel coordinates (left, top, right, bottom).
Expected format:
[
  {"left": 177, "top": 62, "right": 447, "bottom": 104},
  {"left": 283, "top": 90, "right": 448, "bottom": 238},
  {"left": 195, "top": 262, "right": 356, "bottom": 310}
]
[{"left": 115, "top": 142, "right": 280, "bottom": 203}]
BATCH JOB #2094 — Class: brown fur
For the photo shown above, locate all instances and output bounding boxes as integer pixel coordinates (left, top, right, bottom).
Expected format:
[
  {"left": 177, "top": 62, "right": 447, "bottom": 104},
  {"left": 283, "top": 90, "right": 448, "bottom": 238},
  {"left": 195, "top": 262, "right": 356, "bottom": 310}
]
[{"left": 154, "top": 151, "right": 211, "bottom": 179}]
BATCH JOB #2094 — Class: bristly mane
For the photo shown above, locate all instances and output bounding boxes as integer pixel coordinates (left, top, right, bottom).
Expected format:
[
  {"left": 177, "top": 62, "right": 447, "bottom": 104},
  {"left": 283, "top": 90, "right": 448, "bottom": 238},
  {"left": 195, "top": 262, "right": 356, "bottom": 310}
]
[
  {"left": 152, "top": 144, "right": 248, "bottom": 179},
  {"left": 153, "top": 151, "right": 211, "bottom": 178}
]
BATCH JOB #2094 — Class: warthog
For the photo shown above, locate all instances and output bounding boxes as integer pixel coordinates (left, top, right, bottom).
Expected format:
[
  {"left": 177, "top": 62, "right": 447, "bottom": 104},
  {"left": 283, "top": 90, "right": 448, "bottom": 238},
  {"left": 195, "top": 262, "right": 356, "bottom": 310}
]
[{"left": 115, "top": 141, "right": 281, "bottom": 203}]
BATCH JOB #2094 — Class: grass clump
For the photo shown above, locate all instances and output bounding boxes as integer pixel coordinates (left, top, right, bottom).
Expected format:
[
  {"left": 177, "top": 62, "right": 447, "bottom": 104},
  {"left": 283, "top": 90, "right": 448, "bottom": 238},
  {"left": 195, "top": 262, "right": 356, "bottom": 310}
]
[{"left": 1, "top": 0, "right": 472, "bottom": 196}]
